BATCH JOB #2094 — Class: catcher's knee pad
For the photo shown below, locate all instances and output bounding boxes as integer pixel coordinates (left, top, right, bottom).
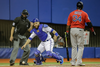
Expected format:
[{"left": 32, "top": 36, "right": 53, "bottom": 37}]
[
  {"left": 34, "top": 50, "right": 40, "bottom": 57},
  {"left": 46, "top": 51, "right": 53, "bottom": 58}
]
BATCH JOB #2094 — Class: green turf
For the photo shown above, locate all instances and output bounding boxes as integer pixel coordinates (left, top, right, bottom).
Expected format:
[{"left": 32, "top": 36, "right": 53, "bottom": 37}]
[{"left": 0, "top": 62, "right": 100, "bottom": 66}]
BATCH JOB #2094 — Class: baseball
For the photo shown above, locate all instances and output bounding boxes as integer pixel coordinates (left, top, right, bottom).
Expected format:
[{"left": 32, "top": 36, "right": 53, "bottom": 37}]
[{"left": 22, "top": 61, "right": 25, "bottom": 64}]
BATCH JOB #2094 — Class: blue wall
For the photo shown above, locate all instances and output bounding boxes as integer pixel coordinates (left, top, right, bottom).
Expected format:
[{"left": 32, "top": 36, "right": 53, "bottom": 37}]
[
  {"left": 39, "top": 0, "right": 51, "bottom": 23},
  {"left": 0, "top": 47, "right": 100, "bottom": 58},
  {"left": 0, "top": 0, "right": 9, "bottom": 20},
  {"left": 10, "top": 0, "right": 38, "bottom": 21},
  {"left": 0, "top": 0, "right": 100, "bottom": 26}
]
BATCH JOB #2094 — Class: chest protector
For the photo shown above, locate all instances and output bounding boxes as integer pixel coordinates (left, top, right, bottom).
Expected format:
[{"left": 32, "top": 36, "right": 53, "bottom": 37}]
[
  {"left": 33, "top": 24, "right": 47, "bottom": 41},
  {"left": 15, "top": 17, "right": 30, "bottom": 35}
]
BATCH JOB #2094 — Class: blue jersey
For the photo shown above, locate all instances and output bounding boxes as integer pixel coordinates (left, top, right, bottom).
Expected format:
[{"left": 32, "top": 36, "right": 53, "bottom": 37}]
[{"left": 29, "top": 24, "right": 52, "bottom": 41}]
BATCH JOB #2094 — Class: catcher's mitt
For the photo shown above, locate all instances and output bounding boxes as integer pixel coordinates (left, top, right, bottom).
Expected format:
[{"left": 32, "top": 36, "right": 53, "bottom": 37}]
[{"left": 56, "top": 36, "right": 65, "bottom": 46}]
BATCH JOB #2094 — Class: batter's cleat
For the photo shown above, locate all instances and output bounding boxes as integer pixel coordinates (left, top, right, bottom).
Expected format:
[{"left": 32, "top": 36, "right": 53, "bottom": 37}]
[
  {"left": 76, "top": 64, "right": 85, "bottom": 66},
  {"left": 70, "top": 62, "right": 75, "bottom": 66},
  {"left": 70, "top": 60, "right": 76, "bottom": 66},
  {"left": 60, "top": 56, "right": 64, "bottom": 65},
  {"left": 71, "top": 64, "right": 75, "bottom": 66},
  {"left": 19, "top": 62, "right": 29, "bottom": 65},
  {"left": 71, "top": 63, "right": 75, "bottom": 66}
]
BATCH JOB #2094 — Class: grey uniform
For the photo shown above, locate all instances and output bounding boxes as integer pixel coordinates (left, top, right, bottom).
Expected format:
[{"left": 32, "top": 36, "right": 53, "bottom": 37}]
[{"left": 10, "top": 16, "right": 30, "bottom": 63}]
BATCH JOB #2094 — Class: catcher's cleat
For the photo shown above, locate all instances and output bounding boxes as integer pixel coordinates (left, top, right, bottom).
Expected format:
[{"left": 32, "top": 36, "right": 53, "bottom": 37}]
[
  {"left": 56, "top": 56, "right": 64, "bottom": 64},
  {"left": 33, "top": 60, "right": 42, "bottom": 65},
  {"left": 56, "top": 60, "right": 59, "bottom": 63},
  {"left": 34, "top": 60, "right": 36, "bottom": 64},
  {"left": 43, "top": 58, "right": 46, "bottom": 62},
  {"left": 60, "top": 56, "right": 64, "bottom": 65},
  {"left": 35, "top": 62, "right": 42, "bottom": 65}
]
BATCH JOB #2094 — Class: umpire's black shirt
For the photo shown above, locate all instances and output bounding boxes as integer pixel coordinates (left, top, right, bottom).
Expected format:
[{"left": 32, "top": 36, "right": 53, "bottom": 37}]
[{"left": 12, "top": 16, "right": 30, "bottom": 35}]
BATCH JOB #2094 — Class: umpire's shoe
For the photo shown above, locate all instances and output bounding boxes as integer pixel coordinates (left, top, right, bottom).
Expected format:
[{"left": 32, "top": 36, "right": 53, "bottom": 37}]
[
  {"left": 19, "top": 62, "right": 29, "bottom": 65},
  {"left": 10, "top": 60, "right": 14, "bottom": 66}
]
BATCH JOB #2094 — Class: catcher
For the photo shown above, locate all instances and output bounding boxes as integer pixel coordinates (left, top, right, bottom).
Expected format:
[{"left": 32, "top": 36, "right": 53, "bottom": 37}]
[{"left": 21, "top": 18, "right": 64, "bottom": 65}]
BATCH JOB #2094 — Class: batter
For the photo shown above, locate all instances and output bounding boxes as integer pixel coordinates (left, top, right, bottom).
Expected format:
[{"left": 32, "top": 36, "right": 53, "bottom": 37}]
[{"left": 66, "top": 1, "right": 96, "bottom": 66}]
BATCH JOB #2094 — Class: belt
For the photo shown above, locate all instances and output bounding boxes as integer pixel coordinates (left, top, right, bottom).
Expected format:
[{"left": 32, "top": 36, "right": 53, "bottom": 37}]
[
  {"left": 72, "top": 27, "right": 84, "bottom": 29},
  {"left": 43, "top": 39, "right": 51, "bottom": 42}
]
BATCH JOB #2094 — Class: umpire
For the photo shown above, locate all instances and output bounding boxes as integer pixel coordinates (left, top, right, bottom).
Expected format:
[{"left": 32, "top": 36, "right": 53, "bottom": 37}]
[{"left": 9, "top": 9, "right": 33, "bottom": 66}]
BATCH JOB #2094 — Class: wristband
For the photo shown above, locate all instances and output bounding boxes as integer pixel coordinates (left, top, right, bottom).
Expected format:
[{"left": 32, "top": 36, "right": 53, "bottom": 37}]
[
  {"left": 66, "top": 31, "right": 69, "bottom": 33},
  {"left": 55, "top": 32, "right": 59, "bottom": 36},
  {"left": 51, "top": 29, "right": 54, "bottom": 33},
  {"left": 28, "top": 37, "right": 32, "bottom": 40},
  {"left": 89, "top": 27, "right": 94, "bottom": 32}
]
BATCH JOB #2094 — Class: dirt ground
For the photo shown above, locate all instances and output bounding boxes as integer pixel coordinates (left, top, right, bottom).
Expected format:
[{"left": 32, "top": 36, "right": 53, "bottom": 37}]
[
  {"left": 0, "top": 64, "right": 100, "bottom": 67},
  {"left": 0, "top": 58, "right": 100, "bottom": 67},
  {"left": 0, "top": 58, "right": 100, "bottom": 63}
]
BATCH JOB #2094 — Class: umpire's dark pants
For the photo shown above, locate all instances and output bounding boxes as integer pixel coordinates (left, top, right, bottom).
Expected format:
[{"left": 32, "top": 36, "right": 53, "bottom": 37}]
[{"left": 10, "top": 34, "right": 30, "bottom": 63}]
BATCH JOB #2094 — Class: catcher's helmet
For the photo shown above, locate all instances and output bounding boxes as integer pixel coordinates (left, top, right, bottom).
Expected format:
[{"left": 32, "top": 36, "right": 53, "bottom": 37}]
[
  {"left": 22, "top": 9, "right": 29, "bottom": 15},
  {"left": 77, "top": 1, "right": 83, "bottom": 9},
  {"left": 32, "top": 18, "right": 39, "bottom": 23}
]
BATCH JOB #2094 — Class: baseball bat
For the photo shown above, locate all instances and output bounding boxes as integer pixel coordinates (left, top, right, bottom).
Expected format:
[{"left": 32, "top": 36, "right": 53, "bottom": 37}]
[{"left": 65, "top": 32, "right": 69, "bottom": 61}]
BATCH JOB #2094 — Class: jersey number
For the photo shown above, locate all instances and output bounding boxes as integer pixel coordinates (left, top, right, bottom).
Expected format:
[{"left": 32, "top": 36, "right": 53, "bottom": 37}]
[{"left": 72, "top": 15, "right": 82, "bottom": 22}]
